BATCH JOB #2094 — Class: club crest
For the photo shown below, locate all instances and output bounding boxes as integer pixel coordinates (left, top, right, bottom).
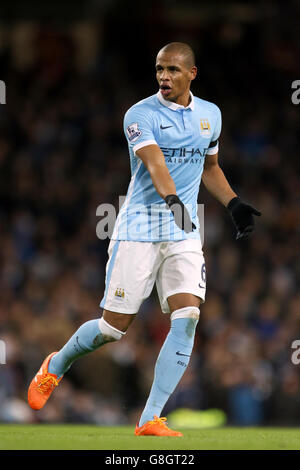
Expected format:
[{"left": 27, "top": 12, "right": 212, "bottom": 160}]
[
  {"left": 200, "top": 119, "right": 211, "bottom": 137},
  {"left": 115, "top": 288, "right": 125, "bottom": 298}
]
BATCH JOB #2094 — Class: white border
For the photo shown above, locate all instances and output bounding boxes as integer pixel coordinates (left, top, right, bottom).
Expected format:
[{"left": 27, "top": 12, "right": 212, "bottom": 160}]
[{"left": 133, "top": 139, "right": 158, "bottom": 155}]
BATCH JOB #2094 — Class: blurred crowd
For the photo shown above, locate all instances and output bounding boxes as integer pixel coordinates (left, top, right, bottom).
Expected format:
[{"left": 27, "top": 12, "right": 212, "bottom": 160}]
[{"left": 0, "top": 3, "right": 300, "bottom": 426}]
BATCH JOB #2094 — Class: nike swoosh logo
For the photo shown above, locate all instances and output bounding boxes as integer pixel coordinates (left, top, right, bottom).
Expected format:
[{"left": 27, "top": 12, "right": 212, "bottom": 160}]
[
  {"left": 76, "top": 336, "right": 86, "bottom": 352},
  {"left": 199, "top": 283, "right": 205, "bottom": 289},
  {"left": 176, "top": 351, "right": 190, "bottom": 357},
  {"left": 160, "top": 124, "right": 173, "bottom": 130}
]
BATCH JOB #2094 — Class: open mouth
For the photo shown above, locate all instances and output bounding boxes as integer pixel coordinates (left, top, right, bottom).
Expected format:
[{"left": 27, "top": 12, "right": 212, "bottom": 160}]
[{"left": 160, "top": 85, "right": 172, "bottom": 96}]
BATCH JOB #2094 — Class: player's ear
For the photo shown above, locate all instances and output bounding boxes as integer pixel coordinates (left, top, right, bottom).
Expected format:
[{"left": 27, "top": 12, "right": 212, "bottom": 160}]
[{"left": 190, "top": 66, "right": 197, "bottom": 81}]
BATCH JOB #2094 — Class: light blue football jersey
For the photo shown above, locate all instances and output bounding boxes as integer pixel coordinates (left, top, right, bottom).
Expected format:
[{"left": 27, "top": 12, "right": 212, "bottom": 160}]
[{"left": 111, "top": 91, "right": 222, "bottom": 242}]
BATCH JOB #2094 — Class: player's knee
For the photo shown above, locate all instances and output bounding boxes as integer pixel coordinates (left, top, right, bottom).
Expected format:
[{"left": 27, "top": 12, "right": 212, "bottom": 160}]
[{"left": 98, "top": 317, "right": 125, "bottom": 343}]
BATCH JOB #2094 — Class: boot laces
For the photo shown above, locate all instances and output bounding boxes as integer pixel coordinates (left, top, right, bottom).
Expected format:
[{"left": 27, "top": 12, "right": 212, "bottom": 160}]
[
  {"left": 37, "top": 375, "right": 58, "bottom": 394},
  {"left": 148, "top": 415, "right": 168, "bottom": 427}
]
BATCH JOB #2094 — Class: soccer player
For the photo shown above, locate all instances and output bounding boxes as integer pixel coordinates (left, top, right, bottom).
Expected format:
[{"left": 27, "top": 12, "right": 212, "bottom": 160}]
[{"left": 28, "top": 42, "right": 261, "bottom": 436}]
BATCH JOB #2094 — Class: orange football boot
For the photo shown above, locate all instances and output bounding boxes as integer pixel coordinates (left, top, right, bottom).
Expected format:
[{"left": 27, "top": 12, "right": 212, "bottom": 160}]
[
  {"left": 135, "top": 415, "right": 183, "bottom": 437},
  {"left": 28, "top": 352, "right": 63, "bottom": 410}
]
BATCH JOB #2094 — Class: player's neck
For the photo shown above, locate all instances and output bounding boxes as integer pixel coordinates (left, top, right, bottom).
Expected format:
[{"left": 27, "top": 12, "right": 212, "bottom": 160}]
[{"left": 173, "top": 90, "right": 191, "bottom": 108}]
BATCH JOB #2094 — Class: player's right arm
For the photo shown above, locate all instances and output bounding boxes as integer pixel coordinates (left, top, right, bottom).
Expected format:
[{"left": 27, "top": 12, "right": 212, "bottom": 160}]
[
  {"left": 136, "top": 144, "right": 176, "bottom": 199},
  {"left": 137, "top": 144, "right": 195, "bottom": 233},
  {"left": 124, "top": 105, "right": 175, "bottom": 199},
  {"left": 124, "top": 106, "right": 194, "bottom": 233}
]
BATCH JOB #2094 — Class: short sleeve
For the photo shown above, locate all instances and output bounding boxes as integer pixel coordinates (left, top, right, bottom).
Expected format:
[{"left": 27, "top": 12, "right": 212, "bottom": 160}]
[
  {"left": 206, "top": 106, "right": 222, "bottom": 155},
  {"left": 124, "top": 105, "right": 157, "bottom": 155}
]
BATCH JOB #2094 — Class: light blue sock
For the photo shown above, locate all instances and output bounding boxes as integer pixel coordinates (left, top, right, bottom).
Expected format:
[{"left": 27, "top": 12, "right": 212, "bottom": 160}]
[
  {"left": 139, "top": 312, "right": 199, "bottom": 426},
  {"left": 48, "top": 318, "right": 121, "bottom": 378}
]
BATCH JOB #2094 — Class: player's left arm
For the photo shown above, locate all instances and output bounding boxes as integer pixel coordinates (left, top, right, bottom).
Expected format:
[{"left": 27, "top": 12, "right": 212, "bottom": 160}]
[
  {"left": 202, "top": 152, "right": 261, "bottom": 239},
  {"left": 202, "top": 152, "right": 236, "bottom": 206}
]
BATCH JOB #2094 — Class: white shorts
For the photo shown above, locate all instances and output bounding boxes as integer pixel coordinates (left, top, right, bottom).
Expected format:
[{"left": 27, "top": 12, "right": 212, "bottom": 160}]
[{"left": 100, "top": 239, "right": 206, "bottom": 314}]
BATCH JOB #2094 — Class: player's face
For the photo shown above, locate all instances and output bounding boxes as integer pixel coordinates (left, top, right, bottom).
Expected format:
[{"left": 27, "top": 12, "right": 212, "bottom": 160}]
[{"left": 156, "top": 51, "right": 197, "bottom": 105}]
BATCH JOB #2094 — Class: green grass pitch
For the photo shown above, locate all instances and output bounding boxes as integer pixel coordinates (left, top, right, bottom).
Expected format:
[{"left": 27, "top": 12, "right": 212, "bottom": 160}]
[{"left": 0, "top": 425, "right": 300, "bottom": 450}]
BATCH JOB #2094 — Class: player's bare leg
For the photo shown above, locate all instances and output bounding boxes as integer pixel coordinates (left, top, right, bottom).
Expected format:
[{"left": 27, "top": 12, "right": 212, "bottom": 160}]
[
  {"left": 135, "top": 293, "right": 200, "bottom": 436},
  {"left": 167, "top": 292, "right": 200, "bottom": 312},
  {"left": 103, "top": 309, "right": 136, "bottom": 332}
]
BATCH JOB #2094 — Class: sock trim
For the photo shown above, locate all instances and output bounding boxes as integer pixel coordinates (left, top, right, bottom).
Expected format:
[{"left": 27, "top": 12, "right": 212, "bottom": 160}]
[
  {"left": 98, "top": 317, "right": 125, "bottom": 340},
  {"left": 170, "top": 306, "right": 200, "bottom": 322}
]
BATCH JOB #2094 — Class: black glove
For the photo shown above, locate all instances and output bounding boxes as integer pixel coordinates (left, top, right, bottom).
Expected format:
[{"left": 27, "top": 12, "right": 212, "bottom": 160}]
[
  {"left": 165, "top": 194, "right": 196, "bottom": 233},
  {"left": 227, "top": 197, "right": 261, "bottom": 240}
]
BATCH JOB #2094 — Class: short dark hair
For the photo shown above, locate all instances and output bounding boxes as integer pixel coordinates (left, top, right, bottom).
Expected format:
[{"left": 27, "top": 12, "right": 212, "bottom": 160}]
[{"left": 157, "top": 42, "right": 196, "bottom": 68}]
